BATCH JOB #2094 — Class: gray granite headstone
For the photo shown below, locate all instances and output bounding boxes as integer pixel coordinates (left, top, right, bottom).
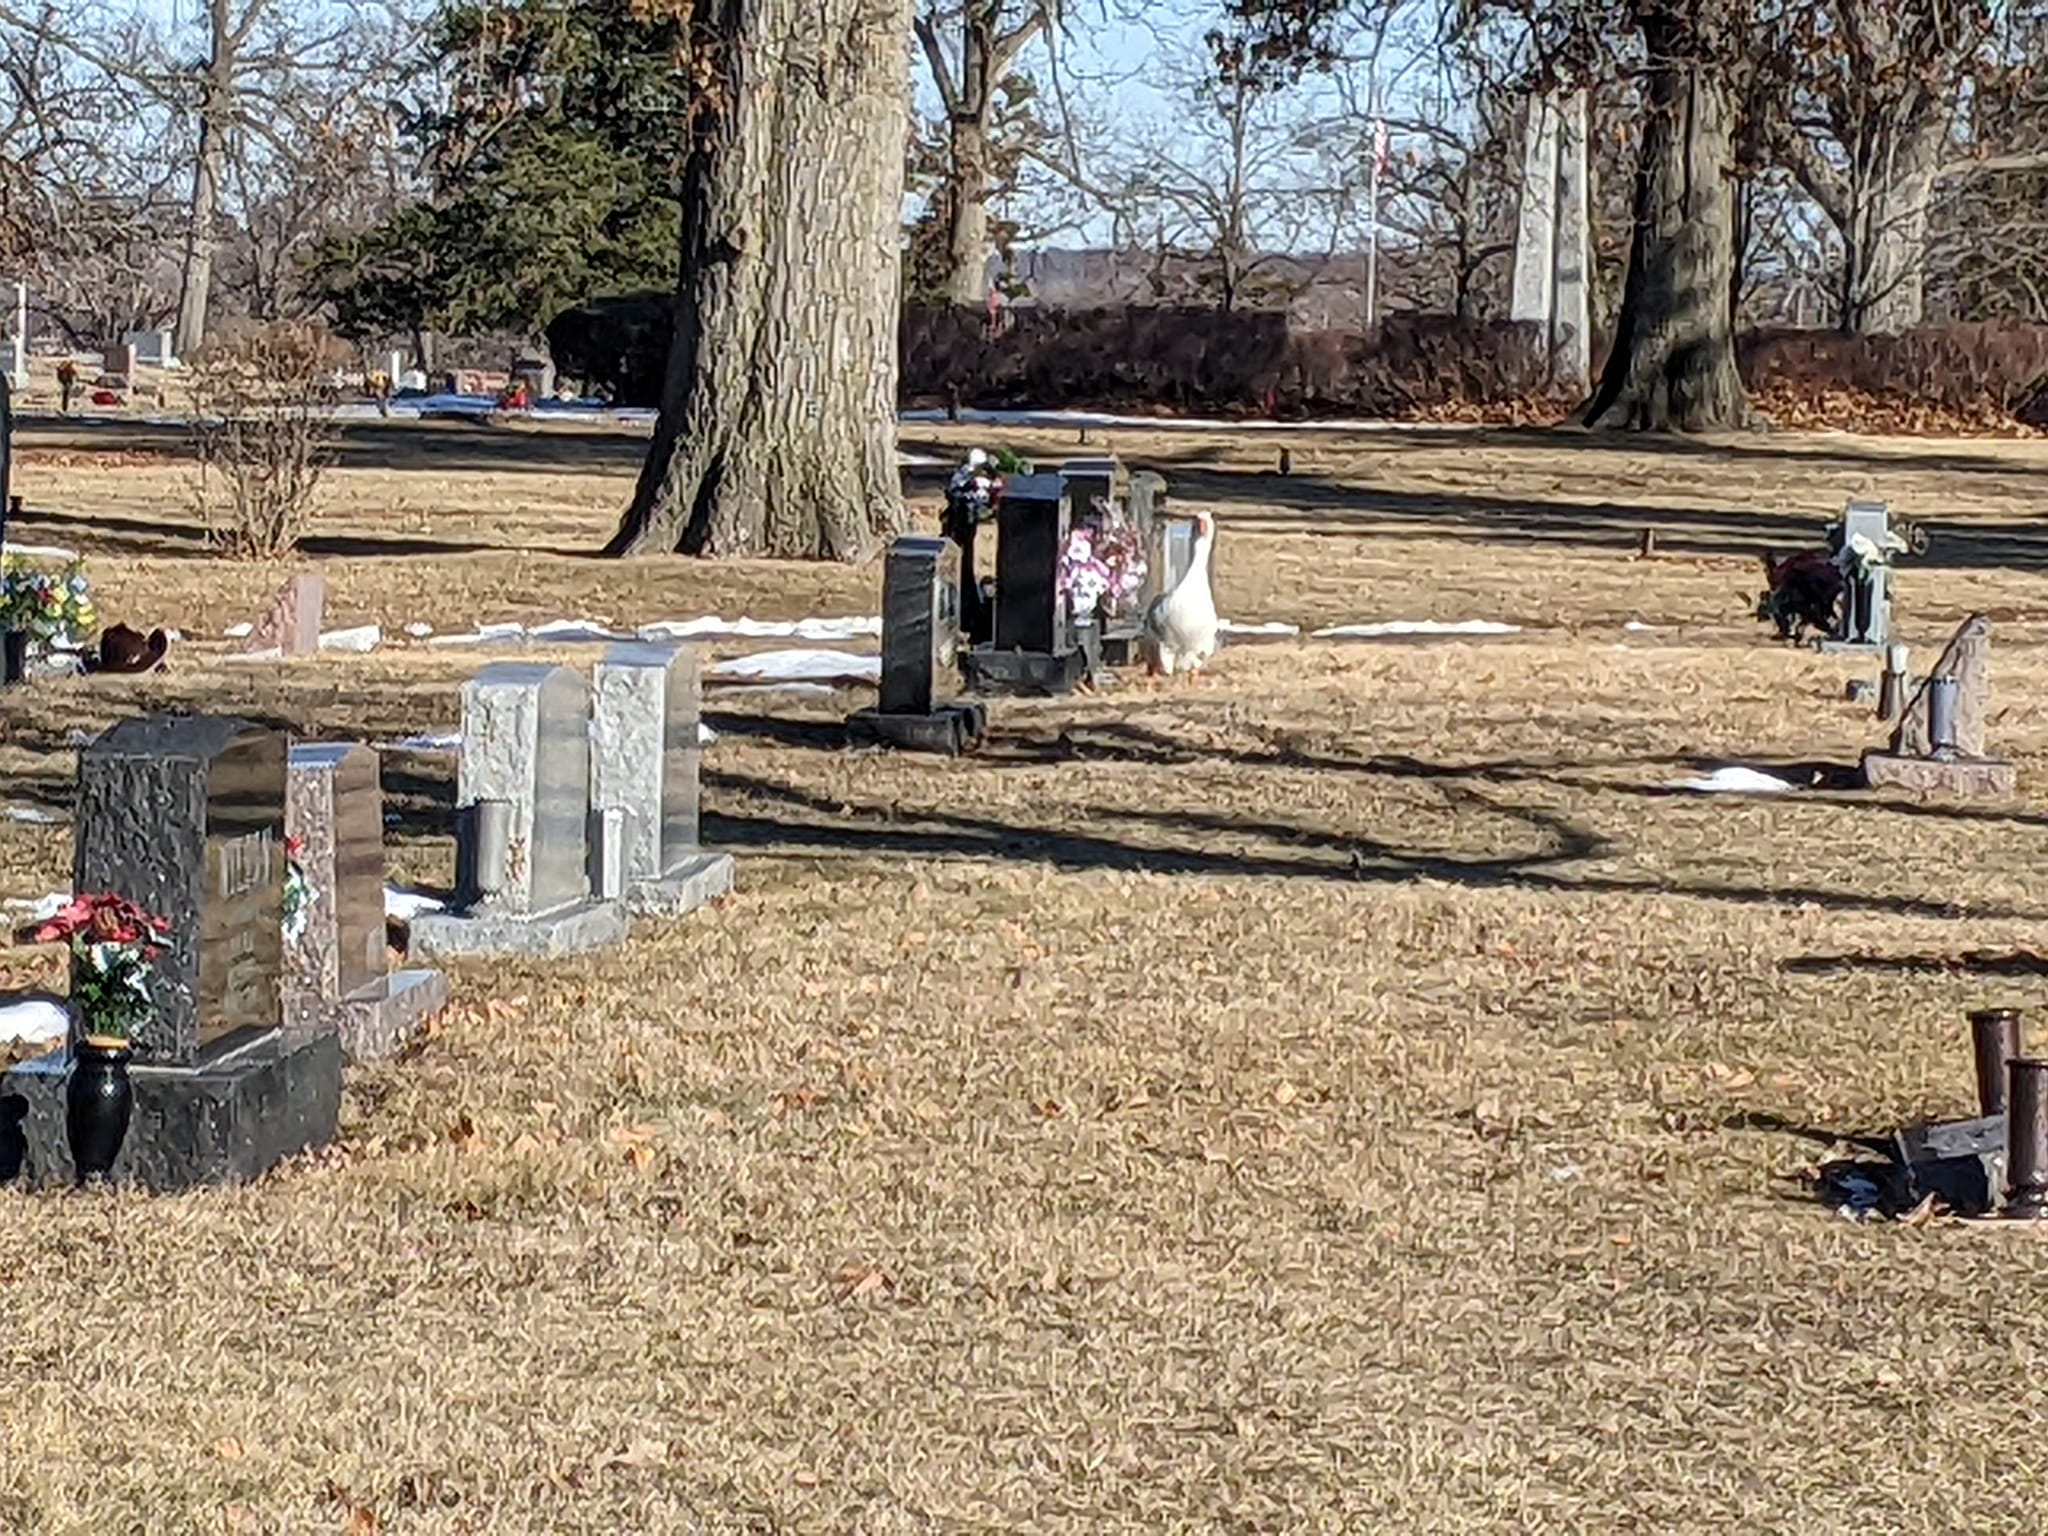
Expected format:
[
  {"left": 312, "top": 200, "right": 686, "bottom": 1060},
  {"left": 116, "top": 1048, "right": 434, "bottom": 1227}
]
[
  {"left": 409, "top": 663, "right": 627, "bottom": 958},
  {"left": 877, "top": 537, "right": 961, "bottom": 716},
  {"left": 591, "top": 642, "right": 734, "bottom": 917},
  {"left": 284, "top": 743, "right": 447, "bottom": 1058},
  {"left": 72, "top": 714, "right": 286, "bottom": 1066},
  {"left": 243, "top": 574, "right": 326, "bottom": 656}
]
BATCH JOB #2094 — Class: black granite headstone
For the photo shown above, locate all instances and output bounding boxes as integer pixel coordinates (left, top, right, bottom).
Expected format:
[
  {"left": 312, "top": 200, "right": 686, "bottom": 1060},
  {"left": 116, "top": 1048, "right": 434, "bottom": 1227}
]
[
  {"left": 72, "top": 714, "right": 286, "bottom": 1066},
  {"left": 993, "top": 472, "right": 1070, "bottom": 656},
  {"left": 0, "top": 369, "right": 12, "bottom": 555},
  {"left": 879, "top": 536, "right": 960, "bottom": 716}
]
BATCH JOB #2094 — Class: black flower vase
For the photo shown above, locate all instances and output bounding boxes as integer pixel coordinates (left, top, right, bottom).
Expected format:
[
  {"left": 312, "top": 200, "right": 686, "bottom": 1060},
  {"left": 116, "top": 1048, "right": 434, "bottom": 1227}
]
[
  {"left": 1, "top": 628, "right": 25, "bottom": 686},
  {"left": 66, "top": 1037, "right": 133, "bottom": 1184}
]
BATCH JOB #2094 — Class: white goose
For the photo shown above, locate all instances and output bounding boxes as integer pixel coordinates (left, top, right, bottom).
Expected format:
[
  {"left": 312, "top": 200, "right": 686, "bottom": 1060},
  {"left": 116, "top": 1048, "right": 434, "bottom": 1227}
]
[{"left": 1142, "top": 512, "right": 1219, "bottom": 679}]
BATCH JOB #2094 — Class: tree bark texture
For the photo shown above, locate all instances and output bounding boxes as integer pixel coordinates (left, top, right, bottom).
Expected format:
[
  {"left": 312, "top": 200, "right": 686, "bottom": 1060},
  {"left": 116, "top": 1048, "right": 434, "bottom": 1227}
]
[
  {"left": 1578, "top": 16, "right": 1750, "bottom": 432},
  {"left": 609, "top": 0, "right": 914, "bottom": 558},
  {"left": 175, "top": 0, "right": 236, "bottom": 360},
  {"left": 943, "top": 114, "right": 993, "bottom": 306}
]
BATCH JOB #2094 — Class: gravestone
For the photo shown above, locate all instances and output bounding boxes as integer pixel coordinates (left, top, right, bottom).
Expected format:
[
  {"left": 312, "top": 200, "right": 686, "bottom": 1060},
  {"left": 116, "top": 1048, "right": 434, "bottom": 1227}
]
[
  {"left": 242, "top": 574, "right": 326, "bottom": 656},
  {"left": 590, "top": 642, "right": 736, "bottom": 913},
  {"left": 409, "top": 663, "right": 627, "bottom": 958},
  {"left": 284, "top": 743, "right": 447, "bottom": 1058},
  {"left": 1065, "top": 457, "right": 1151, "bottom": 669},
  {"left": 961, "top": 473, "right": 1087, "bottom": 695},
  {"left": 1819, "top": 500, "right": 1895, "bottom": 654},
  {"left": 0, "top": 714, "right": 342, "bottom": 1189},
  {"left": 1861, "top": 613, "right": 2014, "bottom": 796},
  {"left": 101, "top": 342, "right": 135, "bottom": 387},
  {"left": 847, "top": 537, "right": 986, "bottom": 754}
]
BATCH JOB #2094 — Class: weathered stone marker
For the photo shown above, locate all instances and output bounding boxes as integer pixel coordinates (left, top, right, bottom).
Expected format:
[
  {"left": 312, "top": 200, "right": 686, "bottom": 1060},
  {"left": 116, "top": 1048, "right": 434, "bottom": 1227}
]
[
  {"left": 1861, "top": 613, "right": 2014, "bottom": 796},
  {"left": 409, "top": 663, "right": 627, "bottom": 958},
  {"left": 242, "top": 574, "right": 326, "bottom": 657},
  {"left": 847, "top": 536, "right": 986, "bottom": 754},
  {"left": 0, "top": 714, "right": 342, "bottom": 1189},
  {"left": 284, "top": 743, "right": 447, "bottom": 1058},
  {"left": 590, "top": 641, "right": 735, "bottom": 914}
]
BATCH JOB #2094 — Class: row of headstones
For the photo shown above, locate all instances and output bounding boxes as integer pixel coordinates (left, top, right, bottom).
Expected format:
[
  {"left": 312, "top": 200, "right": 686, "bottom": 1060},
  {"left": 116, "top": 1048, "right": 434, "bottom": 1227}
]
[{"left": 0, "top": 639, "right": 728, "bottom": 1188}]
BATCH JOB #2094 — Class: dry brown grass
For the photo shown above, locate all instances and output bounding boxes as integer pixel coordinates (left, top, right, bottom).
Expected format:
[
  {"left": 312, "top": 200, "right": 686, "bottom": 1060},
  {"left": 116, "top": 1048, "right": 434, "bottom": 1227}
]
[{"left": 5, "top": 417, "right": 2048, "bottom": 1530}]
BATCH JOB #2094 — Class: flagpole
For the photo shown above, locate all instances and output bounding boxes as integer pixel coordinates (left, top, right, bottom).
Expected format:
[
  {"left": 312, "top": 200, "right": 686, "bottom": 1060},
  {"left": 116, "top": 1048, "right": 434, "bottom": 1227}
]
[{"left": 1364, "top": 121, "right": 1383, "bottom": 331}]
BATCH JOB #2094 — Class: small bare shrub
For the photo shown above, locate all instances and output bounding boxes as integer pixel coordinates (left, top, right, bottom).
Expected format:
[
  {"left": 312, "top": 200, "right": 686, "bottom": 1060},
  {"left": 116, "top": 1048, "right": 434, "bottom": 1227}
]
[{"left": 188, "top": 321, "right": 346, "bottom": 558}]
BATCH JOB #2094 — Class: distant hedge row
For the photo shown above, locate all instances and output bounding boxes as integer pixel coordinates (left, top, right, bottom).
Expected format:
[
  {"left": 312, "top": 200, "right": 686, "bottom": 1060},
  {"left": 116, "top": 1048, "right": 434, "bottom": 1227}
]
[{"left": 544, "top": 293, "right": 2048, "bottom": 421}]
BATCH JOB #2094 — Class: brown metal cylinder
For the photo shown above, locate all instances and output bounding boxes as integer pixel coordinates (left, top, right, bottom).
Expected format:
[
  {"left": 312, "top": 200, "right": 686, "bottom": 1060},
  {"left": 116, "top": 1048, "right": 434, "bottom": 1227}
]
[
  {"left": 2005, "top": 1059, "right": 2048, "bottom": 1218},
  {"left": 1971, "top": 1008, "right": 2024, "bottom": 1117}
]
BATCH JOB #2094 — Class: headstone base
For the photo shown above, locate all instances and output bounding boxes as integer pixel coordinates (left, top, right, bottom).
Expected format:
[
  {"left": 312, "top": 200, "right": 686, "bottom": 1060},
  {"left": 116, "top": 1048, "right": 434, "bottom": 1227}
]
[
  {"left": 1895, "top": 1113, "right": 2006, "bottom": 1217},
  {"left": 847, "top": 703, "right": 988, "bottom": 756},
  {"left": 961, "top": 647, "right": 1087, "bottom": 697},
  {"left": 1860, "top": 752, "right": 2017, "bottom": 797},
  {"left": 287, "top": 967, "right": 449, "bottom": 1062},
  {"left": 1099, "top": 626, "right": 1144, "bottom": 668},
  {"left": 0, "top": 1028, "right": 341, "bottom": 1191},
  {"left": 408, "top": 899, "right": 627, "bottom": 960},
  {"left": 1816, "top": 639, "right": 1884, "bottom": 656},
  {"left": 625, "top": 852, "right": 736, "bottom": 918}
]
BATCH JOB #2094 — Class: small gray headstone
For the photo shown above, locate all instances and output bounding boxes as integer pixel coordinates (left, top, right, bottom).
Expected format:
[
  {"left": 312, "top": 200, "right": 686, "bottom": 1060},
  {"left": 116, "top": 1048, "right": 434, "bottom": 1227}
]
[{"left": 1893, "top": 614, "right": 1992, "bottom": 759}]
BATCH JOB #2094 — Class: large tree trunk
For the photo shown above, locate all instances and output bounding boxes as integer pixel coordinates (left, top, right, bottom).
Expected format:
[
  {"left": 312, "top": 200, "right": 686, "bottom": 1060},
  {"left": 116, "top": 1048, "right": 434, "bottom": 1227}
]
[
  {"left": 943, "top": 115, "right": 993, "bottom": 306},
  {"left": 175, "top": 0, "right": 234, "bottom": 361},
  {"left": 1578, "top": 17, "right": 1750, "bottom": 432},
  {"left": 608, "top": 0, "right": 914, "bottom": 558}
]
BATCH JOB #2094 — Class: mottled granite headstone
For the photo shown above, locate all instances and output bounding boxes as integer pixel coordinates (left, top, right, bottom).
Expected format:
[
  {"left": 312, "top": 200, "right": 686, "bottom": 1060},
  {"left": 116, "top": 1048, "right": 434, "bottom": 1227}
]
[
  {"left": 1893, "top": 614, "right": 1991, "bottom": 759},
  {"left": 284, "top": 743, "right": 447, "bottom": 1058},
  {"left": 242, "top": 574, "right": 326, "bottom": 657},
  {"left": 876, "top": 538, "right": 960, "bottom": 716},
  {"left": 591, "top": 643, "right": 734, "bottom": 917},
  {"left": 409, "top": 663, "right": 627, "bottom": 958},
  {"left": 72, "top": 715, "right": 285, "bottom": 1065}
]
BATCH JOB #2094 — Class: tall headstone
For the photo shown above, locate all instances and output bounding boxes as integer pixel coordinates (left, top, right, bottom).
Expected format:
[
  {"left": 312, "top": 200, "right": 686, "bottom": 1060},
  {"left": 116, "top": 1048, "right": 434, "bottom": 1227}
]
[
  {"left": 1819, "top": 500, "right": 1894, "bottom": 654},
  {"left": 1511, "top": 91, "right": 1591, "bottom": 392},
  {"left": 590, "top": 642, "right": 736, "bottom": 913},
  {"left": 242, "top": 574, "right": 326, "bottom": 657},
  {"left": 847, "top": 537, "right": 986, "bottom": 754},
  {"left": 408, "top": 664, "right": 627, "bottom": 958},
  {"left": 962, "top": 473, "right": 1088, "bottom": 695},
  {"left": 284, "top": 743, "right": 447, "bottom": 1059},
  {"left": 0, "top": 714, "right": 343, "bottom": 1189}
]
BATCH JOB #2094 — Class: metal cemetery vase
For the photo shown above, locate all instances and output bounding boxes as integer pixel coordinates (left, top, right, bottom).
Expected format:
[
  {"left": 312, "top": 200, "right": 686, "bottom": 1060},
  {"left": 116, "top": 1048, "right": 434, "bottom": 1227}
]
[
  {"left": 65, "top": 1037, "right": 133, "bottom": 1183},
  {"left": 2006, "top": 1058, "right": 2048, "bottom": 1219},
  {"left": 1, "top": 628, "right": 24, "bottom": 686},
  {"left": 1971, "top": 1008, "right": 2024, "bottom": 1118}
]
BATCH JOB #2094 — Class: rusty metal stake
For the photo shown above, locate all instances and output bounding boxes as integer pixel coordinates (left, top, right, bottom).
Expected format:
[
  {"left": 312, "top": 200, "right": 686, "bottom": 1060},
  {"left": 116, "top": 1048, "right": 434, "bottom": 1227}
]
[
  {"left": 1971, "top": 1008, "right": 2024, "bottom": 1117},
  {"left": 2006, "top": 1059, "right": 2048, "bottom": 1218}
]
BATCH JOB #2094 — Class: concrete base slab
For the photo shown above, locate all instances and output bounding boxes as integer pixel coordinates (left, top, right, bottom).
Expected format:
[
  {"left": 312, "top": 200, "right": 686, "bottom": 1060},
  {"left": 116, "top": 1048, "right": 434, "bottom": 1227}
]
[
  {"left": 1861, "top": 751, "right": 2017, "bottom": 797},
  {"left": 846, "top": 704, "right": 987, "bottom": 755},
  {"left": 960, "top": 646, "right": 1087, "bottom": 697},
  {"left": 288, "top": 967, "right": 449, "bottom": 1061},
  {"left": 0, "top": 1027, "right": 342, "bottom": 1191},
  {"left": 409, "top": 899, "right": 627, "bottom": 960},
  {"left": 626, "top": 853, "right": 736, "bottom": 918}
]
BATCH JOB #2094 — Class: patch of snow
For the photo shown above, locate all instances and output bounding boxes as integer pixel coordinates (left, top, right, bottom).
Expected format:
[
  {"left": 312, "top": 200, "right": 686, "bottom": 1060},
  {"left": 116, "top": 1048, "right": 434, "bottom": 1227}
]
[
  {"left": 716, "top": 682, "right": 838, "bottom": 699},
  {"left": 381, "top": 732, "right": 459, "bottom": 753},
  {"left": 708, "top": 648, "right": 879, "bottom": 685},
  {"left": 429, "top": 621, "right": 526, "bottom": 647},
  {"left": 3, "top": 806, "right": 63, "bottom": 824},
  {"left": 65, "top": 729, "right": 92, "bottom": 747},
  {"left": 638, "top": 615, "right": 882, "bottom": 643},
  {"left": 1218, "top": 620, "right": 1301, "bottom": 637},
  {"left": 2, "top": 892, "right": 70, "bottom": 923},
  {"left": 1624, "top": 620, "right": 1655, "bottom": 632},
  {"left": 318, "top": 624, "right": 381, "bottom": 653},
  {"left": 404, "top": 621, "right": 434, "bottom": 639},
  {"left": 224, "top": 621, "right": 254, "bottom": 638},
  {"left": 0, "top": 542, "right": 76, "bottom": 562},
  {"left": 166, "top": 629, "right": 184, "bottom": 642},
  {"left": 527, "top": 618, "right": 626, "bottom": 643},
  {"left": 385, "top": 886, "right": 445, "bottom": 922},
  {"left": 1665, "top": 766, "right": 1796, "bottom": 795},
  {"left": 0, "top": 998, "right": 68, "bottom": 1046},
  {"left": 1311, "top": 619, "right": 1523, "bottom": 639},
  {"left": 699, "top": 723, "right": 717, "bottom": 744},
  {"left": 223, "top": 647, "right": 283, "bottom": 664}
]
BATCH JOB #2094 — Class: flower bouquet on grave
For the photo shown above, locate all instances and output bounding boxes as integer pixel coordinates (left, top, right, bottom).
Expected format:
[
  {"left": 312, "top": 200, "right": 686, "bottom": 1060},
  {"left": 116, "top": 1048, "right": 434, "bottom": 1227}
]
[
  {"left": 281, "top": 835, "right": 315, "bottom": 944},
  {"left": 0, "top": 556, "right": 97, "bottom": 655},
  {"left": 30, "top": 892, "right": 167, "bottom": 1181},
  {"left": 30, "top": 892, "right": 169, "bottom": 1046},
  {"left": 943, "top": 446, "right": 1034, "bottom": 530},
  {"left": 1056, "top": 527, "right": 1115, "bottom": 624}
]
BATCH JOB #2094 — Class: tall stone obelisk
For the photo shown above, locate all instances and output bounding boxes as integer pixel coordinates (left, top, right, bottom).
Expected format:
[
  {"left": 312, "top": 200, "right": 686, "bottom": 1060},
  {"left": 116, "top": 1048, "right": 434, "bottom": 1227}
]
[{"left": 1510, "top": 91, "right": 1591, "bottom": 391}]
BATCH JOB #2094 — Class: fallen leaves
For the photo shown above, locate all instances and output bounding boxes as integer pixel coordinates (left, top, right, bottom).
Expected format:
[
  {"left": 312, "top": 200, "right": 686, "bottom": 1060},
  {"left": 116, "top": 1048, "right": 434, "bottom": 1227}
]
[{"left": 833, "top": 1262, "right": 896, "bottom": 1303}]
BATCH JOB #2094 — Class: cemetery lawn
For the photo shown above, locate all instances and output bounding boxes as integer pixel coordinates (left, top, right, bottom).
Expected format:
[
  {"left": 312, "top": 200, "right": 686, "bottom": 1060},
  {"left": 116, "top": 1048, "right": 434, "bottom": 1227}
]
[{"left": 7, "top": 417, "right": 2048, "bottom": 1529}]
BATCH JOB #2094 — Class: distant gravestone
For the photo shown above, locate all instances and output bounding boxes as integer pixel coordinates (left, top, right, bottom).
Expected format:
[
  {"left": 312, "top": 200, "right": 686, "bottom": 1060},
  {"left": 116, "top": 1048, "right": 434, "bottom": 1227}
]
[
  {"left": 242, "top": 574, "right": 326, "bottom": 656},
  {"left": 962, "top": 473, "right": 1087, "bottom": 695},
  {"left": 409, "top": 663, "right": 627, "bottom": 958},
  {"left": 0, "top": 713, "right": 343, "bottom": 1189},
  {"left": 1862, "top": 613, "right": 2014, "bottom": 797},
  {"left": 284, "top": 743, "right": 447, "bottom": 1058},
  {"left": 847, "top": 536, "right": 985, "bottom": 754},
  {"left": 590, "top": 642, "right": 735, "bottom": 914}
]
